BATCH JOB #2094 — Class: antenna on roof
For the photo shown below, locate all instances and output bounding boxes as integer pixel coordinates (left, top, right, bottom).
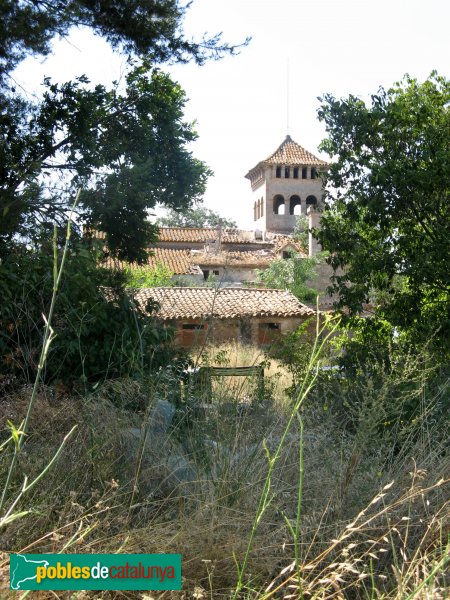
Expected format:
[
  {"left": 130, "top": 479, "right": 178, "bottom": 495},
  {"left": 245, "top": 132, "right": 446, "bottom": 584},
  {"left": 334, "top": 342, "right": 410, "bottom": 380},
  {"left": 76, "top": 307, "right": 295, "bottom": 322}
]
[{"left": 286, "top": 58, "right": 290, "bottom": 135}]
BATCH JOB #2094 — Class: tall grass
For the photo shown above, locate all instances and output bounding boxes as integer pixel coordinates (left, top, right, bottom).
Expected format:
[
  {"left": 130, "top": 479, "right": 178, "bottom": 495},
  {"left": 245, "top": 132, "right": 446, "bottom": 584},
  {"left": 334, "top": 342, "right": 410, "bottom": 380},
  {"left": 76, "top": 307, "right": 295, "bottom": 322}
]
[{"left": 0, "top": 320, "right": 448, "bottom": 598}]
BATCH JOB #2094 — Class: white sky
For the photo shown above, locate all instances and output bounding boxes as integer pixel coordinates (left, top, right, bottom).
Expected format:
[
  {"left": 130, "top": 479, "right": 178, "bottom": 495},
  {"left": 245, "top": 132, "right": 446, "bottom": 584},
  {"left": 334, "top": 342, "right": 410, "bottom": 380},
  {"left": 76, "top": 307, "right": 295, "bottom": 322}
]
[{"left": 13, "top": 0, "right": 450, "bottom": 228}]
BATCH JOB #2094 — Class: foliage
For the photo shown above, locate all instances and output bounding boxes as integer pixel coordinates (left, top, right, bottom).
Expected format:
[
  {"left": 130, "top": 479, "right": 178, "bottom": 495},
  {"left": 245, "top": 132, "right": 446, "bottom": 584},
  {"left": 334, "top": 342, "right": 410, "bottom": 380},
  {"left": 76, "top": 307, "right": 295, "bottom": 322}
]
[
  {"left": 1, "top": 1, "right": 248, "bottom": 260},
  {"left": 156, "top": 206, "right": 237, "bottom": 228},
  {"left": 123, "top": 262, "right": 174, "bottom": 288},
  {"left": 256, "top": 255, "right": 321, "bottom": 303},
  {"left": 1, "top": 65, "right": 211, "bottom": 262},
  {"left": 0, "top": 0, "right": 249, "bottom": 79},
  {"left": 0, "top": 244, "right": 175, "bottom": 383},
  {"left": 317, "top": 72, "right": 450, "bottom": 351}
]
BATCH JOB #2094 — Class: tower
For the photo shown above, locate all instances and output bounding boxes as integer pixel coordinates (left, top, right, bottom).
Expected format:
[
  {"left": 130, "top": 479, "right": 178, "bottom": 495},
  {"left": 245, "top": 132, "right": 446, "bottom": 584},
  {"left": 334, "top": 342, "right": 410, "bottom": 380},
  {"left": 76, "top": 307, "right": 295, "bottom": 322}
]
[{"left": 245, "top": 135, "right": 327, "bottom": 237}]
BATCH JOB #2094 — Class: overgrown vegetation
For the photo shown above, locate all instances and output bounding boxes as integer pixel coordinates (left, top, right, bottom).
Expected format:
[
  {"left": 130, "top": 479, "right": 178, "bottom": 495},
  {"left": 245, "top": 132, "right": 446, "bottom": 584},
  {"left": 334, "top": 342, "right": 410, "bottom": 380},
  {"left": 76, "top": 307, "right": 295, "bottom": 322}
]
[{"left": 1, "top": 335, "right": 448, "bottom": 598}]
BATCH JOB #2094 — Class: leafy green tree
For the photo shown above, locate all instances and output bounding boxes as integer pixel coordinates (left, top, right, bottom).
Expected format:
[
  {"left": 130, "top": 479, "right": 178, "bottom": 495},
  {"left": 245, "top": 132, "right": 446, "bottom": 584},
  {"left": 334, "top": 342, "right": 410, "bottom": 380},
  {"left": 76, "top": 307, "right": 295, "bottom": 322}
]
[
  {"left": 124, "top": 262, "right": 174, "bottom": 288},
  {"left": 256, "top": 216, "right": 322, "bottom": 303},
  {"left": 156, "top": 206, "right": 237, "bottom": 228},
  {"left": 0, "top": 1, "right": 248, "bottom": 260},
  {"left": 317, "top": 72, "right": 450, "bottom": 349}
]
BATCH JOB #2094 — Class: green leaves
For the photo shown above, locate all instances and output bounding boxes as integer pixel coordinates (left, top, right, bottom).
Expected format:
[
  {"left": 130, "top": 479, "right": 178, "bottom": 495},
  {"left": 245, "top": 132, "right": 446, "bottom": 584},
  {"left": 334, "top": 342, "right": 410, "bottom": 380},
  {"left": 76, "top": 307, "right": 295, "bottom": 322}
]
[{"left": 317, "top": 73, "right": 450, "bottom": 352}]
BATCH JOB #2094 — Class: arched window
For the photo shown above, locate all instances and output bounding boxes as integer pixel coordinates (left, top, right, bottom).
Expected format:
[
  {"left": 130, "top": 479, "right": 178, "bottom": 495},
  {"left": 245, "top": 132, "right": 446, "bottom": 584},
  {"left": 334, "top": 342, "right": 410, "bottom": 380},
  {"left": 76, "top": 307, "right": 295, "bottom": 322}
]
[
  {"left": 273, "top": 195, "right": 285, "bottom": 215},
  {"left": 285, "top": 166, "right": 290, "bottom": 178},
  {"left": 276, "top": 166, "right": 282, "bottom": 178},
  {"left": 260, "top": 197, "right": 264, "bottom": 217},
  {"left": 302, "top": 166, "right": 307, "bottom": 179},
  {"left": 293, "top": 166, "right": 299, "bottom": 179},
  {"left": 254, "top": 201, "right": 257, "bottom": 221},
  {"left": 311, "top": 167, "right": 317, "bottom": 179},
  {"left": 306, "top": 195, "right": 318, "bottom": 207},
  {"left": 290, "top": 195, "right": 301, "bottom": 215}
]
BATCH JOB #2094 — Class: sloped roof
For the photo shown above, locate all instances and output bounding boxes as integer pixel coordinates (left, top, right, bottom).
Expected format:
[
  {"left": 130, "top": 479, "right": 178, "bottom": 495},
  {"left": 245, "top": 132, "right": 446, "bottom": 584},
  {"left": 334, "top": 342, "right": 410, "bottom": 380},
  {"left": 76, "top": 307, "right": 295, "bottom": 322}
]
[
  {"left": 194, "top": 250, "right": 273, "bottom": 268},
  {"left": 158, "top": 227, "right": 256, "bottom": 244},
  {"left": 102, "top": 248, "right": 201, "bottom": 275},
  {"left": 133, "top": 287, "right": 315, "bottom": 320},
  {"left": 246, "top": 135, "right": 327, "bottom": 179}
]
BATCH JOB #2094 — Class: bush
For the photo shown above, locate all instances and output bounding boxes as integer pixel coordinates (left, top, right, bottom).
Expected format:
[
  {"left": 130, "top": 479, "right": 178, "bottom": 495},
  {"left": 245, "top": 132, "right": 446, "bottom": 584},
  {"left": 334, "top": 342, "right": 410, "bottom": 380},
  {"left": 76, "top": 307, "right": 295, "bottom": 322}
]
[{"left": 0, "top": 243, "right": 177, "bottom": 385}]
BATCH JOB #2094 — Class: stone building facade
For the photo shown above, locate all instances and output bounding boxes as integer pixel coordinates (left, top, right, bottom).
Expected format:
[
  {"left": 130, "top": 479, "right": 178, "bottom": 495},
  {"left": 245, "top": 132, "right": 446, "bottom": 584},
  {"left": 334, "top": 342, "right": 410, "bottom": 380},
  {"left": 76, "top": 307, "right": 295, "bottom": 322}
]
[
  {"left": 132, "top": 287, "right": 314, "bottom": 348},
  {"left": 245, "top": 135, "right": 327, "bottom": 238}
]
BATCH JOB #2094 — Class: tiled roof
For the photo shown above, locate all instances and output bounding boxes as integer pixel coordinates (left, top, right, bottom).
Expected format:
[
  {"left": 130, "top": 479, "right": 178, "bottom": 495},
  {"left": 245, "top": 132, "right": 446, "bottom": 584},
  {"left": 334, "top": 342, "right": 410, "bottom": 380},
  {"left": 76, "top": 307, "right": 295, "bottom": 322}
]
[
  {"left": 194, "top": 250, "right": 273, "bottom": 268},
  {"left": 246, "top": 135, "right": 327, "bottom": 179},
  {"left": 132, "top": 287, "right": 315, "bottom": 320},
  {"left": 158, "top": 227, "right": 256, "bottom": 244},
  {"left": 103, "top": 248, "right": 201, "bottom": 275},
  {"left": 264, "top": 135, "right": 327, "bottom": 166}
]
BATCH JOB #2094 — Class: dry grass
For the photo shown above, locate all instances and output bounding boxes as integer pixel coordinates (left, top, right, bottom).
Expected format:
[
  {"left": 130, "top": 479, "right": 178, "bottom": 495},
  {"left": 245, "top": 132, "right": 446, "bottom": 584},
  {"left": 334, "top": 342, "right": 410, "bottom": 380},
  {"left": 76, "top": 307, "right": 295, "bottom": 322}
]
[{"left": 0, "top": 342, "right": 448, "bottom": 599}]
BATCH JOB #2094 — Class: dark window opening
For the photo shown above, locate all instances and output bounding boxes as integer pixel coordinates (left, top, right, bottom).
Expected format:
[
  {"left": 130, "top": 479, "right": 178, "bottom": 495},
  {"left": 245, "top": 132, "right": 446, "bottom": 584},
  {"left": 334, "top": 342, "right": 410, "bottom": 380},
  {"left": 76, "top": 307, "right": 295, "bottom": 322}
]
[
  {"left": 302, "top": 167, "right": 307, "bottom": 179},
  {"left": 259, "top": 322, "right": 281, "bottom": 330},
  {"left": 285, "top": 166, "right": 290, "bottom": 178},
  {"left": 311, "top": 168, "right": 317, "bottom": 179},
  {"left": 293, "top": 166, "right": 299, "bottom": 179},
  {"left": 273, "top": 195, "right": 285, "bottom": 215},
  {"left": 306, "top": 195, "right": 318, "bottom": 206},
  {"left": 182, "top": 323, "right": 205, "bottom": 330},
  {"left": 289, "top": 195, "right": 301, "bottom": 215},
  {"left": 282, "top": 251, "right": 293, "bottom": 259},
  {"left": 202, "top": 269, "right": 210, "bottom": 280},
  {"left": 213, "top": 270, "right": 220, "bottom": 276},
  {"left": 276, "top": 166, "right": 281, "bottom": 178}
]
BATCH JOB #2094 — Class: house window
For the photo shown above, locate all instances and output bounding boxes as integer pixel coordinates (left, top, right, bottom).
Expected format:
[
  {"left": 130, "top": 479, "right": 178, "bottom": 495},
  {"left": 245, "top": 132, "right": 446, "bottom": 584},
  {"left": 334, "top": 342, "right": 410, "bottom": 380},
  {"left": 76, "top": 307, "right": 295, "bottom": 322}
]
[
  {"left": 273, "top": 195, "right": 285, "bottom": 215},
  {"left": 258, "top": 322, "right": 281, "bottom": 344},
  {"left": 289, "top": 195, "right": 301, "bottom": 215},
  {"left": 213, "top": 270, "right": 220, "bottom": 276},
  {"left": 276, "top": 166, "right": 282, "bottom": 178},
  {"left": 282, "top": 251, "right": 294, "bottom": 259},
  {"left": 182, "top": 323, "right": 205, "bottom": 330},
  {"left": 302, "top": 167, "right": 307, "bottom": 179},
  {"left": 285, "top": 166, "right": 290, "bottom": 178},
  {"left": 202, "top": 269, "right": 210, "bottom": 280}
]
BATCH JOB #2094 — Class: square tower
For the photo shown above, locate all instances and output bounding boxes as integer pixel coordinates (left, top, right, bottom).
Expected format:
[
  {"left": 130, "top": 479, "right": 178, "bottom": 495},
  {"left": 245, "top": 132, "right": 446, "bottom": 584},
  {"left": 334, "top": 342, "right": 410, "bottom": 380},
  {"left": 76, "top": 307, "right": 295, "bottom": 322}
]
[{"left": 245, "top": 135, "right": 327, "bottom": 234}]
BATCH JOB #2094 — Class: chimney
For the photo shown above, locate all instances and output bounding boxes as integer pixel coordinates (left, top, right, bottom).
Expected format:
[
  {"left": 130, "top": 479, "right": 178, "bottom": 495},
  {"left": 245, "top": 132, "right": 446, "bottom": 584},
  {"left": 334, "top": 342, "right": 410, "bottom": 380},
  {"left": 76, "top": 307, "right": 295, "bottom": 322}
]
[{"left": 307, "top": 206, "right": 321, "bottom": 257}]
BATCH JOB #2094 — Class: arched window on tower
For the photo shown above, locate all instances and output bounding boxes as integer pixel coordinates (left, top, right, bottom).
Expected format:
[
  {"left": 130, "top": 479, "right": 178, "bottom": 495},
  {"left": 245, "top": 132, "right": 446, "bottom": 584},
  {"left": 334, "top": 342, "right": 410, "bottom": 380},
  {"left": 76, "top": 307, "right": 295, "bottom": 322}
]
[
  {"left": 260, "top": 197, "right": 264, "bottom": 217},
  {"left": 302, "top": 167, "right": 307, "bottom": 179},
  {"left": 311, "top": 167, "right": 317, "bottom": 179},
  {"left": 273, "top": 195, "right": 285, "bottom": 215},
  {"left": 276, "top": 166, "right": 282, "bottom": 178},
  {"left": 290, "top": 195, "right": 301, "bottom": 215},
  {"left": 254, "top": 201, "right": 257, "bottom": 221},
  {"left": 306, "top": 195, "right": 318, "bottom": 208},
  {"left": 285, "top": 166, "right": 290, "bottom": 178},
  {"left": 293, "top": 166, "right": 299, "bottom": 179}
]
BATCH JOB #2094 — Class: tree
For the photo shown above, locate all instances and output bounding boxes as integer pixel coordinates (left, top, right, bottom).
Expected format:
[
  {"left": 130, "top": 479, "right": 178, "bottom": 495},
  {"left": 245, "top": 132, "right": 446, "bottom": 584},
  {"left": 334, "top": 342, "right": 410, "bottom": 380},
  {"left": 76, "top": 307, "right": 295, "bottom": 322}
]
[
  {"left": 156, "top": 206, "right": 237, "bottom": 228},
  {"left": 317, "top": 73, "right": 450, "bottom": 349},
  {"left": 0, "top": 0, "right": 248, "bottom": 260},
  {"left": 256, "top": 216, "right": 322, "bottom": 303}
]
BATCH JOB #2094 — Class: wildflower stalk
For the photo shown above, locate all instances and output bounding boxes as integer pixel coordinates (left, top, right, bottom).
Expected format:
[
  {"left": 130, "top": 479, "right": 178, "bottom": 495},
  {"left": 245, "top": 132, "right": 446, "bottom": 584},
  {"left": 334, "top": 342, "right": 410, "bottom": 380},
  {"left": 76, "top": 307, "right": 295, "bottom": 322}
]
[
  {"left": 233, "top": 309, "right": 339, "bottom": 597},
  {"left": 0, "top": 191, "right": 80, "bottom": 517}
]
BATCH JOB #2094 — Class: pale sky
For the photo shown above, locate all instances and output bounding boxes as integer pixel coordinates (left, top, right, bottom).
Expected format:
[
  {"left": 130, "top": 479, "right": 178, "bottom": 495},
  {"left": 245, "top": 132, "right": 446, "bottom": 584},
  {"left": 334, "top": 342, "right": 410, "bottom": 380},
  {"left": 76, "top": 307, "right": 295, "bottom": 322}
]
[{"left": 13, "top": 0, "right": 450, "bottom": 228}]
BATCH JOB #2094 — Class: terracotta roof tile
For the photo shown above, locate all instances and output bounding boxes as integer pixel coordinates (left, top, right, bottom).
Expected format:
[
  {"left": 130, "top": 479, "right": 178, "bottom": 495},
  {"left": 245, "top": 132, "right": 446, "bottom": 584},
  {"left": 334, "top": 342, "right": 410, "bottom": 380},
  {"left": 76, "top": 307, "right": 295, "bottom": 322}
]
[
  {"left": 158, "top": 227, "right": 256, "bottom": 244},
  {"left": 132, "top": 287, "right": 315, "bottom": 320},
  {"left": 246, "top": 135, "right": 327, "bottom": 179},
  {"left": 103, "top": 248, "right": 201, "bottom": 275},
  {"left": 264, "top": 135, "right": 327, "bottom": 166},
  {"left": 194, "top": 250, "right": 274, "bottom": 268}
]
